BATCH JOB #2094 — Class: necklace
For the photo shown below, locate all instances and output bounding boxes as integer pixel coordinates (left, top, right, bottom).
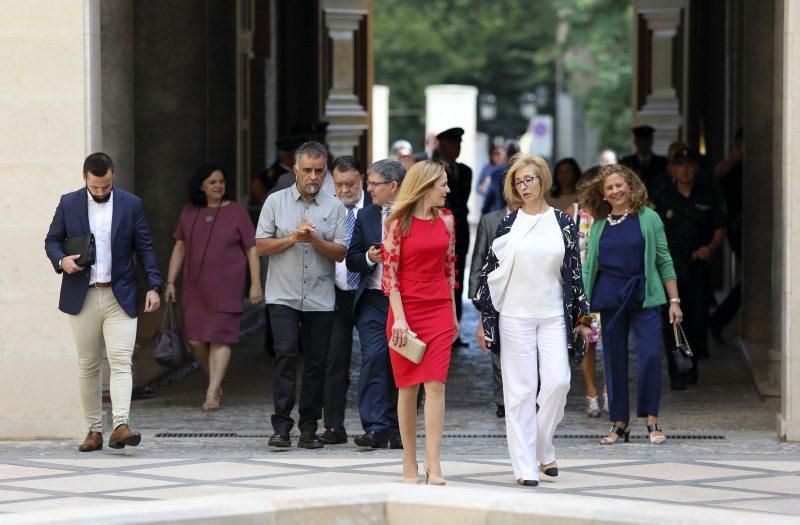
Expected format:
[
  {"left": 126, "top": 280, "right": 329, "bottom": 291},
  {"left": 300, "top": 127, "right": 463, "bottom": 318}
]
[
  {"left": 187, "top": 205, "right": 222, "bottom": 285},
  {"left": 607, "top": 209, "right": 629, "bottom": 226}
]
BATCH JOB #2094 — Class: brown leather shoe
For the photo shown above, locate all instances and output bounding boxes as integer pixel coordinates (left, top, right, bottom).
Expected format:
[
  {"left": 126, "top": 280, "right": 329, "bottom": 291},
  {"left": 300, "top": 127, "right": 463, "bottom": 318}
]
[
  {"left": 108, "top": 424, "right": 141, "bottom": 449},
  {"left": 78, "top": 431, "right": 103, "bottom": 452}
]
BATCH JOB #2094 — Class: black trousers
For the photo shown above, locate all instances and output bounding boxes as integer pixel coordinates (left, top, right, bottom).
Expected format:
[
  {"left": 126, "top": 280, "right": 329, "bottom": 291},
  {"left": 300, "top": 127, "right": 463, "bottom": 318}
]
[
  {"left": 269, "top": 304, "right": 334, "bottom": 434},
  {"left": 454, "top": 217, "right": 470, "bottom": 324},
  {"left": 662, "top": 262, "right": 709, "bottom": 380},
  {"left": 324, "top": 288, "right": 356, "bottom": 430}
]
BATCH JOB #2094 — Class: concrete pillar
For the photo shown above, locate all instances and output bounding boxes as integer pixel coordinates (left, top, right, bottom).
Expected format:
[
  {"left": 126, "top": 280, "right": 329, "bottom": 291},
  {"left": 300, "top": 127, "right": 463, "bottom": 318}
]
[
  {"left": 100, "top": 0, "right": 135, "bottom": 192},
  {"left": 0, "top": 0, "right": 99, "bottom": 438},
  {"left": 739, "top": 0, "right": 775, "bottom": 379},
  {"left": 776, "top": 0, "right": 800, "bottom": 441},
  {"left": 372, "top": 85, "right": 389, "bottom": 162},
  {"left": 320, "top": 0, "right": 370, "bottom": 159},
  {"left": 634, "top": 0, "right": 688, "bottom": 153},
  {"left": 424, "top": 84, "right": 478, "bottom": 172}
]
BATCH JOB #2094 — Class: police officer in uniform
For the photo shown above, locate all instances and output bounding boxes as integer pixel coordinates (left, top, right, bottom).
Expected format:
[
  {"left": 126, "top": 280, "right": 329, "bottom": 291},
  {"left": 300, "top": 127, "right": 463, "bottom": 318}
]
[
  {"left": 621, "top": 125, "right": 668, "bottom": 191},
  {"left": 436, "top": 127, "right": 472, "bottom": 346},
  {"left": 653, "top": 147, "right": 725, "bottom": 389}
]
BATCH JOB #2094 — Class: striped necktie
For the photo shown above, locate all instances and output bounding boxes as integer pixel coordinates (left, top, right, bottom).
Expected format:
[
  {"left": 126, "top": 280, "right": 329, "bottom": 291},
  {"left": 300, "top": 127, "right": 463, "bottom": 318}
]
[{"left": 345, "top": 205, "right": 360, "bottom": 290}]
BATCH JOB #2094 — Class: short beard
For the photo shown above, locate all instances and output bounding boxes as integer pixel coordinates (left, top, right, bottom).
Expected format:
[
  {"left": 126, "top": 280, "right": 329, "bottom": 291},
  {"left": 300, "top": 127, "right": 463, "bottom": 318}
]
[{"left": 89, "top": 190, "right": 112, "bottom": 203}]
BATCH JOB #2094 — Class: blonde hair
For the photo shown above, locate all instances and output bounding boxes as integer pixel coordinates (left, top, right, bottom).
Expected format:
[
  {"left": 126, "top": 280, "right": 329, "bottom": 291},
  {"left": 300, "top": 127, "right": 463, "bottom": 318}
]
[
  {"left": 387, "top": 160, "right": 446, "bottom": 236},
  {"left": 503, "top": 154, "right": 553, "bottom": 208},
  {"left": 576, "top": 163, "right": 648, "bottom": 220}
]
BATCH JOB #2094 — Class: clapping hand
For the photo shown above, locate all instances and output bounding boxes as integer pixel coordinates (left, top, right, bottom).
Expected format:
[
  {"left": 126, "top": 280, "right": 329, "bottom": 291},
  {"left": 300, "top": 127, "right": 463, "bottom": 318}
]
[{"left": 292, "top": 218, "right": 316, "bottom": 244}]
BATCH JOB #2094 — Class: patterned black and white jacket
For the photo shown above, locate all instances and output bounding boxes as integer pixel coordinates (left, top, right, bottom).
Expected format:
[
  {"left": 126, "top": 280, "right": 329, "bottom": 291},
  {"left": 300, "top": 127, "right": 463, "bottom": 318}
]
[{"left": 473, "top": 208, "right": 590, "bottom": 362}]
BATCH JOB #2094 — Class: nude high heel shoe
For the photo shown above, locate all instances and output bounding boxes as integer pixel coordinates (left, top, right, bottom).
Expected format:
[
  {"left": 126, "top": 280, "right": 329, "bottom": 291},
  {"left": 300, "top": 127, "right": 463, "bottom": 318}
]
[
  {"left": 423, "top": 463, "right": 445, "bottom": 485},
  {"left": 403, "top": 464, "right": 420, "bottom": 484}
]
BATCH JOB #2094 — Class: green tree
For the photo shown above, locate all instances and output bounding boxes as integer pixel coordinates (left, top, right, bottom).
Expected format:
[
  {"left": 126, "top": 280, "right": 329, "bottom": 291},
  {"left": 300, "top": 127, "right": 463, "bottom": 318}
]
[
  {"left": 552, "top": 0, "right": 634, "bottom": 153},
  {"left": 374, "top": 0, "right": 633, "bottom": 155},
  {"left": 375, "top": 0, "right": 559, "bottom": 149}
]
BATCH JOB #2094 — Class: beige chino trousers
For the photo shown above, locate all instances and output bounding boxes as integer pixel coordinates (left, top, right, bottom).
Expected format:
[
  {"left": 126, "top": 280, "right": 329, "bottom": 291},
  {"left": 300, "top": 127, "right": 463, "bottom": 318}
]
[{"left": 69, "top": 288, "right": 137, "bottom": 432}]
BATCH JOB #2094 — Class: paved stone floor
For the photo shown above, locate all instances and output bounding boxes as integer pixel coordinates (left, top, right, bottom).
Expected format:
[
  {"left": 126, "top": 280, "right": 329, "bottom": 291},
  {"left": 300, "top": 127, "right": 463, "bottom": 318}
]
[{"left": 1, "top": 303, "right": 799, "bottom": 520}]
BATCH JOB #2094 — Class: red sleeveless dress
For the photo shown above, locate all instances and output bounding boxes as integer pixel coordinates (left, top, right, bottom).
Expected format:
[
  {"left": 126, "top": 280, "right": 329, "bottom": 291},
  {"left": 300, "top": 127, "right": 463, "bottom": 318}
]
[{"left": 383, "top": 210, "right": 457, "bottom": 387}]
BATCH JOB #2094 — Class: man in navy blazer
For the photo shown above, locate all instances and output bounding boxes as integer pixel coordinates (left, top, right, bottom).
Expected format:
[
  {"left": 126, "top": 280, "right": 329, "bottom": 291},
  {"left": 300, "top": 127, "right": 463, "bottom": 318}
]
[
  {"left": 45, "top": 153, "right": 163, "bottom": 452},
  {"left": 346, "top": 159, "right": 405, "bottom": 449}
]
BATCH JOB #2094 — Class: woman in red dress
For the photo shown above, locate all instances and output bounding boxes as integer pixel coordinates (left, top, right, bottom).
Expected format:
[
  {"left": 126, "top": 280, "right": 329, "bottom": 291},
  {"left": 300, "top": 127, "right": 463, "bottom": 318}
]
[{"left": 383, "top": 160, "right": 458, "bottom": 485}]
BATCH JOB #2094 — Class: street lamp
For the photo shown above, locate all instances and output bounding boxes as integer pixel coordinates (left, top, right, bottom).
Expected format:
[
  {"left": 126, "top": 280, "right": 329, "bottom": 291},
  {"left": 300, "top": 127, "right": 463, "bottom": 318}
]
[
  {"left": 518, "top": 91, "right": 538, "bottom": 120},
  {"left": 478, "top": 92, "right": 497, "bottom": 121},
  {"left": 535, "top": 85, "right": 550, "bottom": 110}
]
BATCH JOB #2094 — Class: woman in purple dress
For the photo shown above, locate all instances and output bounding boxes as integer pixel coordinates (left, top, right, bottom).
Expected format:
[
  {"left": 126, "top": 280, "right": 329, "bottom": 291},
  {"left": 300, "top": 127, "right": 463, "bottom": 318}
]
[{"left": 165, "top": 164, "right": 262, "bottom": 411}]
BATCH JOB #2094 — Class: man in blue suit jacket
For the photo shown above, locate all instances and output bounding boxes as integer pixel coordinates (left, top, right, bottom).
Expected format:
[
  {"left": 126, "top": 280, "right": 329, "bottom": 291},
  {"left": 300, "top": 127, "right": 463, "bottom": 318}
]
[
  {"left": 346, "top": 159, "right": 405, "bottom": 449},
  {"left": 45, "top": 153, "right": 163, "bottom": 452}
]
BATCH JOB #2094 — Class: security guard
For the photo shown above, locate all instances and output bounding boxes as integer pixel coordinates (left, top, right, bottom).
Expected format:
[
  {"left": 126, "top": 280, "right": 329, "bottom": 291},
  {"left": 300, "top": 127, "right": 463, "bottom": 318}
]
[
  {"left": 621, "top": 125, "right": 668, "bottom": 191},
  {"left": 436, "top": 127, "right": 472, "bottom": 346},
  {"left": 652, "top": 146, "right": 725, "bottom": 389}
]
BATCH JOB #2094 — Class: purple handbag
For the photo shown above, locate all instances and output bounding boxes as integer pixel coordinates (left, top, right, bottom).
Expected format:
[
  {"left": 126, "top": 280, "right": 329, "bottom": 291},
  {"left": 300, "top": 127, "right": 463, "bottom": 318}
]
[{"left": 153, "top": 301, "right": 189, "bottom": 368}]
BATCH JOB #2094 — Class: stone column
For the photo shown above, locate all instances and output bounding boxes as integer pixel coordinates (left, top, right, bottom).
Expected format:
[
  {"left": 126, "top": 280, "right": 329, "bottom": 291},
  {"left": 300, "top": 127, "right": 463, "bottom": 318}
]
[
  {"left": 0, "top": 0, "right": 98, "bottom": 438},
  {"left": 321, "top": 1, "right": 370, "bottom": 159},
  {"left": 100, "top": 0, "right": 135, "bottom": 192},
  {"left": 738, "top": 0, "right": 776, "bottom": 397},
  {"left": 424, "top": 85, "right": 478, "bottom": 173},
  {"left": 371, "top": 85, "right": 389, "bottom": 162},
  {"left": 776, "top": 0, "right": 800, "bottom": 441},
  {"left": 634, "top": 0, "right": 687, "bottom": 153}
]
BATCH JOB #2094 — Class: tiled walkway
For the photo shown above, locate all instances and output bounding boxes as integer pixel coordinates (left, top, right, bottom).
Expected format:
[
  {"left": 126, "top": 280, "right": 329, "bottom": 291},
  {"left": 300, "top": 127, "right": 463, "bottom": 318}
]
[
  {"left": 0, "top": 455, "right": 798, "bottom": 517},
  {"left": 1, "top": 304, "right": 799, "bottom": 519}
]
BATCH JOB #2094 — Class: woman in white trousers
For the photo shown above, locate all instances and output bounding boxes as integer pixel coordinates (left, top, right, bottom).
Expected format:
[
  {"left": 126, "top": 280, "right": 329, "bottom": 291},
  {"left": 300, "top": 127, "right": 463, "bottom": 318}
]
[{"left": 475, "top": 154, "right": 592, "bottom": 487}]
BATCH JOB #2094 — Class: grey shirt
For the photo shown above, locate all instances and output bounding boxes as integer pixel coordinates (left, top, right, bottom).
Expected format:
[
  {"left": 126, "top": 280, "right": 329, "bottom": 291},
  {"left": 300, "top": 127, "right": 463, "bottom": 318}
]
[{"left": 256, "top": 184, "right": 348, "bottom": 311}]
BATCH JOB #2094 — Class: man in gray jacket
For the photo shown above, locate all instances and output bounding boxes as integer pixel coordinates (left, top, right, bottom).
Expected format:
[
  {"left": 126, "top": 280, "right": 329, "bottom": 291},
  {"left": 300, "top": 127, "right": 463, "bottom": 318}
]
[{"left": 468, "top": 206, "right": 514, "bottom": 418}]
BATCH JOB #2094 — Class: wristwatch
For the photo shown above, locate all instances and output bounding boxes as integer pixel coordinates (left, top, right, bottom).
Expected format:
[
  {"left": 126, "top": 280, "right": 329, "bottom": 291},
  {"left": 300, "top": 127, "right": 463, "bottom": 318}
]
[
  {"left": 151, "top": 284, "right": 163, "bottom": 294},
  {"left": 57, "top": 258, "right": 63, "bottom": 271}
]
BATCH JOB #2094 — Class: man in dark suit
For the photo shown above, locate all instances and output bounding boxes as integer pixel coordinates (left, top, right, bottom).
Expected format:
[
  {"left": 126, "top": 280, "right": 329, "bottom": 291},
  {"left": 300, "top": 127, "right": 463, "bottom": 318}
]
[
  {"left": 346, "top": 159, "right": 405, "bottom": 449},
  {"left": 437, "top": 128, "right": 472, "bottom": 345},
  {"left": 468, "top": 206, "right": 515, "bottom": 419},
  {"left": 320, "top": 156, "right": 372, "bottom": 445},
  {"left": 620, "top": 125, "right": 668, "bottom": 190},
  {"left": 44, "top": 152, "right": 163, "bottom": 452}
]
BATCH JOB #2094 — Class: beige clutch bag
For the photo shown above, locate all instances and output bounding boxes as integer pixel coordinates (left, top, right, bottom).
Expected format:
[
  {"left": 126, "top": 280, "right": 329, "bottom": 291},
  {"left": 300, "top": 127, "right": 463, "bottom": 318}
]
[{"left": 389, "top": 330, "right": 427, "bottom": 364}]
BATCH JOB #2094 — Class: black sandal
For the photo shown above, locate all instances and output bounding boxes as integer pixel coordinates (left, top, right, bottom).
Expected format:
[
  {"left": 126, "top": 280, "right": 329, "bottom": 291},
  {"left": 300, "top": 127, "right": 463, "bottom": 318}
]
[
  {"left": 600, "top": 423, "right": 630, "bottom": 445},
  {"left": 647, "top": 423, "right": 666, "bottom": 444}
]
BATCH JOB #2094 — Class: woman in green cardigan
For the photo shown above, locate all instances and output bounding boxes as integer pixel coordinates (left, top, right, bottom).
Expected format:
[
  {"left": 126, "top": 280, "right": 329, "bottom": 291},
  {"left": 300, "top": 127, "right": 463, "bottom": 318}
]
[{"left": 578, "top": 164, "right": 683, "bottom": 445}]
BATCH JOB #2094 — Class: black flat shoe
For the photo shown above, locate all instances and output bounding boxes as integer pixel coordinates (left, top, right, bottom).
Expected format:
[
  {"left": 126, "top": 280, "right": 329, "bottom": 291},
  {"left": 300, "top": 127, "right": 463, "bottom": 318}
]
[
  {"left": 298, "top": 431, "right": 324, "bottom": 449},
  {"left": 354, "top": 431, "right": 388, "bottom": 449},
  {"left": 389, "top": 433, "right": 403, "bottom": 449},
  {"left": 268, "top": 431, "right": 291, "bottom": 448},
  {"left": 319, "top": 427, "right": 347, "bottom": 444},
  {"left": 496, "top": 405, "right": 505, "bottom": 418},
  {"left": 516, "top": 479, "right": 538, "bottom": 487}
]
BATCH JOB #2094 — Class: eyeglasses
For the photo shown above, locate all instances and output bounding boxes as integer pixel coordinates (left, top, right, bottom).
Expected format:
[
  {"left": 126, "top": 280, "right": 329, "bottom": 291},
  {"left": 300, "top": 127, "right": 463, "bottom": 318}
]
[
  {"left": 513, "top": 176, "right": 540, "bottom": 189},
  {"left": 366, "top": 181, "right": 391, "bottom": 188}
]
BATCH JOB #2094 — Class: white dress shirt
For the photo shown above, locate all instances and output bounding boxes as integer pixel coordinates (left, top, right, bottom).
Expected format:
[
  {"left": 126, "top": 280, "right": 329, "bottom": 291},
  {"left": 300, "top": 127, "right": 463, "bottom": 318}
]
[
  {"left": 87, "top": 190, "right": 113, "bottom": 284},
  {"left": 364, "top": 204, "right": 391, "bottom": 291},
  {"left": 335, "top": 191, "right": 365, "bottom": 291}
]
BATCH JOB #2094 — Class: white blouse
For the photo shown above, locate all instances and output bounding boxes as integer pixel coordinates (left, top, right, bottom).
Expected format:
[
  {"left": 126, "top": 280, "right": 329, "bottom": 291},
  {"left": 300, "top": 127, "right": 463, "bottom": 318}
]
[{"left": 487, "top": 207, "right": 564, "bottom": 319}]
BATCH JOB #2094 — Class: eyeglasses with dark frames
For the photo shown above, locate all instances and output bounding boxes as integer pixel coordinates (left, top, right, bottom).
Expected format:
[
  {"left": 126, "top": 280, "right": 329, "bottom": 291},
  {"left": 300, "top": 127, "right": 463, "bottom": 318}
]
[{"left": 513, "top": 175, "right": 541, "bottom": 189}]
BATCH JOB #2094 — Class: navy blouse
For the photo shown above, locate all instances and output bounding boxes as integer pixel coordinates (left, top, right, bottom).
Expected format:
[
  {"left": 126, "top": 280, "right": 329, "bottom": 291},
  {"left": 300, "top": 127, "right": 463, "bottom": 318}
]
[{"left": 591, "top": 214, "right": 645, "bottom": 312}]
